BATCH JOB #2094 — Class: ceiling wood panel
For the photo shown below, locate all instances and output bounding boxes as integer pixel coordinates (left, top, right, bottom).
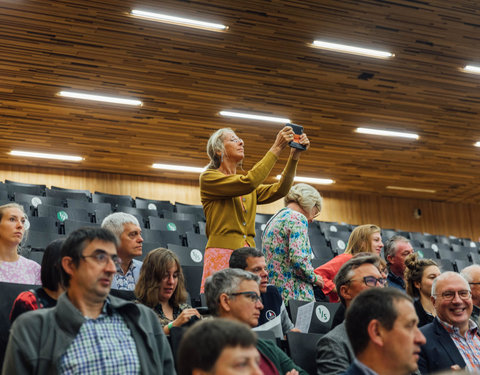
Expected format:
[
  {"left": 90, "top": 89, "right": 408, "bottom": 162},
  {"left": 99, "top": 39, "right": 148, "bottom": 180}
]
[{"left": 2, "top": 0, "right": 480, "bottom": 203}]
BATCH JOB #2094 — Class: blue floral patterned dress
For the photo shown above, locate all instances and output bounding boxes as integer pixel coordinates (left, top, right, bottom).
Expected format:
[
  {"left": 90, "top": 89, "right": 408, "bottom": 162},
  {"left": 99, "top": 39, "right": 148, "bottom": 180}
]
[{"left": 262, "top": 207, "right": 317, "bottom": 304}]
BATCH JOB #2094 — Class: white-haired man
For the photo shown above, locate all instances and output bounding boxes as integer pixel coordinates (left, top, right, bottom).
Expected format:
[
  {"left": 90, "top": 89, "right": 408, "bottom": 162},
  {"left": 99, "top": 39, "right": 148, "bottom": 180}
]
[{"left": 102, "top": 212, "right": 143, "bottom": 290}]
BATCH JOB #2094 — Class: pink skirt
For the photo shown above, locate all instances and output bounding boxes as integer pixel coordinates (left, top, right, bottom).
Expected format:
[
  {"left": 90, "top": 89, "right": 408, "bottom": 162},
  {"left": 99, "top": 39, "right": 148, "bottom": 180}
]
[{"left": 200, "top": 247, "right": 234, "bottom": 293}]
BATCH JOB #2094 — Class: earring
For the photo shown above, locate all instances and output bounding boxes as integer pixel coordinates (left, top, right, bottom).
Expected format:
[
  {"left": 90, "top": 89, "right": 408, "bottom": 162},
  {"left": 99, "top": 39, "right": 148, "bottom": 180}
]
[{"left": 220, "top": 152, "right": 224, "bottom": 163}]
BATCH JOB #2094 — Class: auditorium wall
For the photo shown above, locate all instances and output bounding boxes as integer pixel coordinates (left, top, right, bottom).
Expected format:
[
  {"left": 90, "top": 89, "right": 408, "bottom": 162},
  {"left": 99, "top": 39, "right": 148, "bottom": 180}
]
[{"left": 1, "top": 164, "right": 479, "bottom": 241}]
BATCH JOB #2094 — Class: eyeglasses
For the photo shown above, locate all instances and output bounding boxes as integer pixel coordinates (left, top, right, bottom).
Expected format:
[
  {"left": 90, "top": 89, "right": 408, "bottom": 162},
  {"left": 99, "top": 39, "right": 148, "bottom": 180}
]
[
  {"left": 81, "top": 250, "right": 121, "bottom": 267},
  {"left": 229, "top": 291, "right": 262, "bottom": 303},
  {"left": 434, "top": 290, "right": 471, "bottom": 301},
  {"left": 469, "top": 282, "right": 480, "bottom": 286},
  {"left": 348, "top": 276, "right": 387, "bottom": 287}
]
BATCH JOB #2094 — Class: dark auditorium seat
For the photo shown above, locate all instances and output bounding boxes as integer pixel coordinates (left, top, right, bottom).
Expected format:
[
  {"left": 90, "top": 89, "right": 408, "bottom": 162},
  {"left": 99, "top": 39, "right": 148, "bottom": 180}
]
[
  {"left": 116, "top": 206, "right": 158, "bottom": 219},
  {"left": 175, "top": 203, "right": 205, "bottom": 218},
  {"left": 288, "top": 300, "right": 340, "bottom": 334},
  {"left": 410, "top": 232, "right": 437, "bottom": 243},
  {"left": 148, "top": 216, "right": 194, "bottom": 233},
  {"left": 5, "top": 180, "right": 46, "bottom": 196},
  {"left": 167, "top": 244, "right": 204, "bottom": 267},
  {"left": 135, "top": 197, "right": 174, "bottom": 212},
  {"left": 323, "top": 227, "right": 350, "bottom": 243},
  {"left": 141, "top": 229, "right": 183, "bottom": 247},
  {"left": 13, "top": 193, "right": 64, "bottom": 209},
  {"left": 37, "top": 205, "right": 90, "bottom": 223},
  {"left": 23, "top": 231, "right": 64, "bottom": 250},
  {"left": 455, "top": 259, "right": 472, "bottom": 272},
  {"left": 185, "top": 232, "right": 207, "bottom": 251},
  {"left": 255, "top": 213, "right": 272, "bottom": 224},
  {"left": 63, "top": 220, "right": 100, "bottom": 235},
  {"left": 139, "top": 242, "right": 159, "bottom": 260},
  {"left": 67, "top": 199, "right": 111, "bottom": 212},
  {"left": 92, "top": 191, "right": 134, "bottom": 208},
  {"left": 46, "top": 187, "right": 91, "bottom": 201},
  {"left": 438, "top": 259, "right": 454, "bottom": 272},
  {"left": 182, "top": 265, "right": 203, "bottom": 307},
  {"left": 27, "top": 216, "right": 59, "bottom": 233},
  {"left": 416, "top": 248, "right": 437, "bottom": 260},
  {"left": 286, "top": 331, "right": 323, "bottom": 375},
  {"left": 0, "top": 191, "right": 8, "bottom": 201},
  {"left": 162, "top": 210, "right": 198, "bottom": 223},
  {"left": 329, "top": 235, "right": 348, "bottom": 254},
  {"left": 429, "top": 242, "right": 451, "bottom": 252},
  {"left": 109, "top": 289, "right": 136, "bottom": 301}
]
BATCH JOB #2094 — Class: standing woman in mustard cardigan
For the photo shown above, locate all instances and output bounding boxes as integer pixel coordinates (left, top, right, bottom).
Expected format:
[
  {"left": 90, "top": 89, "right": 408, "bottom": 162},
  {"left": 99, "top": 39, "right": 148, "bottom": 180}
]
[{"left": 199, "top": 126, "right": 309, "bottom": 291}]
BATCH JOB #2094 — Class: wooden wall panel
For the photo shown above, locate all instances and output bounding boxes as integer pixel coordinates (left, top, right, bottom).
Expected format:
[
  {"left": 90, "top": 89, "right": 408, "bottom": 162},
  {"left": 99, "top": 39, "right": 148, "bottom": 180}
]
[{"left": 0, "top": 164, "right": 478, "bottom": 241}]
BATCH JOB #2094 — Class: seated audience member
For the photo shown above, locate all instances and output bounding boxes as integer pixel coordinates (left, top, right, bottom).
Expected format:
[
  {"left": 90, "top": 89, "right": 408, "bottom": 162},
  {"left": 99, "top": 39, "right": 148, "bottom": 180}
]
[
  {"left": 262, "top": 183, "right": 324, "bottom": 305},
  {"left": 314, "top": 224, "right": 384, "bottom": 302},
  {"left": 419, "top": 271, "right": 480, "bottom": 373},
  {"left": 135, "top": 247, "right": 200, "bottom": 335},
  {"left": 177, "top": 318, "right": 262, "bottom": 375},
  {"left": 205, "top": 268, "right": 307, "bottom": 375},
  {"left": 460, "top": 264, "right": 480, "bottom": 323},
  {"left": 229, "top": 247, "right": 297, "bottom": 338},
  {"left": 10, "top": 239, "right": 65, "bottom": 323},
  {"left": 316, "top": 254, "right": 386, "bottom": 375},
  {"left": 101, "top": 212, "right": 143, "bottom": 290},
  {"left": 0, "top": 203, "right": 40, "bottom": 285},
  {"left": 345, "top": 288, "right": 426, "bottom": 375},
  {"left": 404, "top": 253, "right": 440, "bottom": 327},
  {"left": 384, "top": 235, "right": 413, "bottom": 291},
  {"left": 2, "top": 227, "right": 175, "bottom": 374}
]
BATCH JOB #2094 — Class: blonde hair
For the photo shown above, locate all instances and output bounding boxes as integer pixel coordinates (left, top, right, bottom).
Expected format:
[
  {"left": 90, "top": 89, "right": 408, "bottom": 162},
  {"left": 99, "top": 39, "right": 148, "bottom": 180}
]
[
  {"left": 284, "top": 183, "right": 322, "bottom": 216},
  {"left": 344, "top": 224, "right": 381, "bottom": 255},
  {"left": 0, "top": 203, "right": 28, "bottom": 250}
]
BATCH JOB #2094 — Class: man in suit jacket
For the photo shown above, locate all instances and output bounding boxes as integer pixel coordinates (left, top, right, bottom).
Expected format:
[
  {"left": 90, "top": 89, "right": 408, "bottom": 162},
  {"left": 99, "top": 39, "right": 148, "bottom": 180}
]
[
  {"left": 418, "top": 271, "right": 480, "bottom": 374},
  {"left": 316, "top": 254, "right": 386, "bottom": 375},
  {"left": 344, "top": 288, "right": 426, "bottom": 375}
]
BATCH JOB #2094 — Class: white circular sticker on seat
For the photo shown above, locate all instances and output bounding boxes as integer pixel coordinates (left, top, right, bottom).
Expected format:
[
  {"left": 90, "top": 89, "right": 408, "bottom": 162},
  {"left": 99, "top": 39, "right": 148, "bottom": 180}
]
[
  {"left": 431, "top": 244, "right": 438, "bottom": 251},
  {"left": 31, "top": 197, "right": 42, "bottom": 208},
  {"left": 147, "top": 203, "right": 157, "bottom": 210},
  {"left": 316, "top": 305, "right": 330, "bottom": 323},
  {"left": 190, "top": 249, "right": 203, "bottom": 263},
  {"left": 337, "top": 240, "right": 346, "bottom": 250}
]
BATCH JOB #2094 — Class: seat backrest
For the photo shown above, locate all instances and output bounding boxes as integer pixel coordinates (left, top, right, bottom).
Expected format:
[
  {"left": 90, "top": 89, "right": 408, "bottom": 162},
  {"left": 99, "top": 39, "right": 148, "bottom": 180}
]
[
  {"left": 135, "top": 198, "right": 174, "bottom": 212},
  {"left": 185, "top": 232, "right": 207, "bottom": 250},
  {"left": 416, "top": 248, "right": 437, "bottom": 260},
  {"left": 46, "top": 188, "right": 90, "bottom": 201},
  {"left": 286, "top": 331, "right": 323, "bottom": 375},
  {"left": 167, "top": 244, "right": 204, "bottom": 267},
  {"left": 148, "top": 217, "right": 194, "bottom": 234},
  {"left": 13, "top": 193, "right": 64, "bottom": 209},
  {"left": 37, "top": 205, "right": 89, "bottom": 223},
  {"left": 5, "top": 180, "right": 46, "bottom": 196},
  {"left": 92, "top": 192, "right": 133, "bottom": 208},
  {"left": 288, "top": 300, "right": 340, "bottom": 334},
  {"left": 141, "top": 229, "right": 183, "bottom": 247}
]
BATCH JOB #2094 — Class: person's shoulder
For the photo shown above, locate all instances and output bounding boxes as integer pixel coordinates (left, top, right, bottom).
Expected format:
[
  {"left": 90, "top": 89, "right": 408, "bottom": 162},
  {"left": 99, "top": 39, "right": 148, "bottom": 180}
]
[
  {"left": 12, "top": 305, "right": 54, "bottom": 330},
  {"left": 132, "top": 259, "right": 143, "bottom": 267},
  {"left": 285, "top": 208, "right": 308, "bottom": 223},
  {"left": 17, "top": 255, "right": 41, "bottom": 269}
]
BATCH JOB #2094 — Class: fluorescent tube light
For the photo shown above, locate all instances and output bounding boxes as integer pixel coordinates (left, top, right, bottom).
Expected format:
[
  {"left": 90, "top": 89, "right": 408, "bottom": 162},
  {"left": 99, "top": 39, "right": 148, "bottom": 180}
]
[
  {"left": 312, "top": 40, "right": 393, "bottom": 59},
  {"left": 463, "top": 65, "right": 480, "bottom": 74},
  {"left": 475, "top": 141, "right": 480, "bottom": 147},
  {"left": 152, "top": 163, "right": 205, "bottom": 173},
  {"left": 356, "top": 127, "right": 419, "bottom": 140},
  {"left": 220, "top": 111, "right": 290, "bottom": 123},
  {"left": 131, "top": 9, "right": 227, "bottom": 31},
  {"left": 386, "top": 186, "right": 436, "bottom": 193},
  {"left": 276, "top": 175, "right": 334, "bottom": 185},
  {"left": 10, "top": 150, "right": 83, "bottom": 162},
  {"left": 58, "top": 91, "right": 142, "bottom": 106}
]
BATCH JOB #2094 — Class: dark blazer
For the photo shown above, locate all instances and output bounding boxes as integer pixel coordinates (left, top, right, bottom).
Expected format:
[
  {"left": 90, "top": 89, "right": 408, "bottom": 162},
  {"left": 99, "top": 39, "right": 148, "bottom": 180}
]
[
  {"left": 342, "top": 361, "right": 371, "bottom": 375},
  {"left": 418, "top": 318, "right": 466, "bottom": 374}
]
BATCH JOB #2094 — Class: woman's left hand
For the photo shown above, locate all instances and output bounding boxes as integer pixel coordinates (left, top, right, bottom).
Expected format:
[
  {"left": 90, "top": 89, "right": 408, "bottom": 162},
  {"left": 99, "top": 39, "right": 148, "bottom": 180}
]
[{"left": 291, "top": 133, "right": 310, "bottom": 160}]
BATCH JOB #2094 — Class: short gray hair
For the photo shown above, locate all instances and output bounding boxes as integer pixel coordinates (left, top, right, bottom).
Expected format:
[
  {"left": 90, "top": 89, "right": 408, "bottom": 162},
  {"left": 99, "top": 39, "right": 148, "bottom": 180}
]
[
  {"left": 101, "top": 212, "right": 140, "bottom": 239},
  {"left": 206, "top": 128, "right": 232, "bottom": 169},
  {"left": 205, "top": 268, "right": 260, "bottom": 316},
  {"left": 384, "top": 235, "right": 410, "bottom": 264},
  {"left": 460, "top": 264, "right": 480, "bottom": 283},
  {"left": 284, "top": 183, "right": 322, "bottom": 215},
  {"left": 431, "top": 271, "right": 470, "bottom": 297}
]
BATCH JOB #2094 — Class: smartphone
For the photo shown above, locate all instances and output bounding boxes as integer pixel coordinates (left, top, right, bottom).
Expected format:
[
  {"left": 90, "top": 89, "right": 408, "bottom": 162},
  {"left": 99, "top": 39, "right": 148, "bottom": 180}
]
[{"left": 287, "top": 123, "right": 306, "bottom": 151}]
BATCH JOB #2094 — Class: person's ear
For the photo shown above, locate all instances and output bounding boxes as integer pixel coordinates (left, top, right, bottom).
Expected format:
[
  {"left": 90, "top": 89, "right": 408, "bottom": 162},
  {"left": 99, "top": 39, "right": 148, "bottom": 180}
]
[
  {"left": 61, "top": 256, "right": 76, "bottom": 278},
  {"left": 219, "top": 293, "right": 231, "bottom": 313},
  {"left": 192, "top": 369, "right": 209, "bottom": 375},
  {"left": 339, "top": 284, "right": 351, "bottom": 302},
  {"left": 367, "top": 319, "right": 385, "bottom": 347},
  {"left": 414, "top": 280, "right": 421, "bottom": 290}
]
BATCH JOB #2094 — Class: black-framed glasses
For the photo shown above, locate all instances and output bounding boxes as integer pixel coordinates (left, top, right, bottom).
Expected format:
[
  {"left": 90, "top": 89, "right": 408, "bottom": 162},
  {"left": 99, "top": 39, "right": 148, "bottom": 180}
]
[
  {"left": 229, "top": 291, "right": 262, "bottom": 303},
  {"left": 348, "top": 276, "right": 387, "bottom": 287},
  {"left": 434, "top": 290, "right": 471, "bottom": 301},
  {"left": 469, "top": 282, "right": 480, "bottom": 286},
  {"left": 80, "top": 250, "right": 121, "bottom": 267}
]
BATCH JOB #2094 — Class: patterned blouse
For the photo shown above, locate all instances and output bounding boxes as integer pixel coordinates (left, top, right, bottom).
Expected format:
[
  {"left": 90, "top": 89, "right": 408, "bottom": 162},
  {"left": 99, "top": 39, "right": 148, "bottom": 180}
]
[
  {"left": 262, "top": 207, "right": 317, "bottom": 305},
  {"left": 153, "top": 302, "right": 192, "bottom": 327}
]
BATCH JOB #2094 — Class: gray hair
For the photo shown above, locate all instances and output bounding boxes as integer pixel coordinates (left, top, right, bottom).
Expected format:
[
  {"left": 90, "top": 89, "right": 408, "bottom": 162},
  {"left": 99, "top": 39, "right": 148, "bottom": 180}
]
[
  {"left": 205, "top": 268, "right": 260, "bottom": 316},
  {"left": 431, "top": 271, "right": 470, "bottom": 297},
  {"left": 334, "top": 254, "right": 382, "bottom": 306},
  {"left": 460, "top": 264, "right": 480, "bottom": 283},
  {"left": 101, "top": 212, "right": 140, "bottom": 239},
  {"left": 206, "top": 128, "right": 232, "bottom": 169},
  {"left": 284, "top": 183, "right": 323, "bottom": 215},
  {"left": 384, "top": 235, "right": 410, "bottom": 264}
]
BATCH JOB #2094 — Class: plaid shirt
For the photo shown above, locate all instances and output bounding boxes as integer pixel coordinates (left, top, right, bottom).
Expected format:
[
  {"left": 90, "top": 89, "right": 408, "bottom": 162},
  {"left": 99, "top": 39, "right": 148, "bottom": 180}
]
[
  {"left": 438, "top": 317, "right": 480, "bottom": 370},
  {"left": 59, "top": 301, "right": 141, "bottom": 374}
]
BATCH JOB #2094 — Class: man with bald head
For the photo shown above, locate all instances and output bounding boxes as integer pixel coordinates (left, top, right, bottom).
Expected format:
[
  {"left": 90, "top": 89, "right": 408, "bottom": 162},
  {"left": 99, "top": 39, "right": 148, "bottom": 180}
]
[
  {"left": 461, "top": 264, "right": 480, "bottom": 323},
  {"left": 418, "top": 271, "right": 480, "bottom": 373}
]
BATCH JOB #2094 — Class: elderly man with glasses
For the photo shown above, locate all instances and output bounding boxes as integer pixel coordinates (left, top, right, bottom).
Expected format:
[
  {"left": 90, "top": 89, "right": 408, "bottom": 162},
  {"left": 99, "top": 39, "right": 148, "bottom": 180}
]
[
  {"left": 205, "top": 268, "right": 307, "bottom": 375},
  {"left": 2, "top": 227, "right": 175, "bottom": 375},
  {"left": 316, "top": 254, "right": 386, "bottom": 375},
  {"left": 418, "top": 271, "right": 480, "bottom": 374}
]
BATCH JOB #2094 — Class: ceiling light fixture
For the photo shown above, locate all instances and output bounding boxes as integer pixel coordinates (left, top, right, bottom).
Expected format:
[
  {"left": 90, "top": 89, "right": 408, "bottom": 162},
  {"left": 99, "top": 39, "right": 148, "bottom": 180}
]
[
  {"left": 312, "top": 40, "right": 394, "bottom": 59},
  {"left": 276, "top": 175, "right": 335, "bottom": 185},
  {"left": 10, "top": 150, "right": 83, "bottom": 162},
  {"left": 356, "top": 127, "right": 419, "bottom": 140},
  {"left": 152, "top": 163, "right": 205, "bottom": 173},
  {"left": 386, "top": 186, "right": 436, "bottom": 193},
  {"left": 58, "top": 91, "right": 142, "bottom": 106},
  {"left": 220, "top": 111, "right": 290, "bottom": 123},
  {"left": 463, "top": 65, "right": 480, "bottom": 74},
  {"left": 474, "top": 141, "right": 480, "bottom": 147},
  {"left": 131, "top": 9, "right": 228, "bottom": 31}
]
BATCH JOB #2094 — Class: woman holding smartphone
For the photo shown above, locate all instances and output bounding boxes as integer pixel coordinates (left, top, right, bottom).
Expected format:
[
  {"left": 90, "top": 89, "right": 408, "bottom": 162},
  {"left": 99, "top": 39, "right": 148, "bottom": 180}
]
[{"left": 199, "top": 125, "right": 309, "bottom": 291}]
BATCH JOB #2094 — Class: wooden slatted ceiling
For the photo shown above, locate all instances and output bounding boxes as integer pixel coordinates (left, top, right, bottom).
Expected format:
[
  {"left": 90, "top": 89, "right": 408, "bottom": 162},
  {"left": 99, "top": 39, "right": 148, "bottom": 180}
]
[{"left": 2, "top": 0, "right": 480, "bottom": 203}]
